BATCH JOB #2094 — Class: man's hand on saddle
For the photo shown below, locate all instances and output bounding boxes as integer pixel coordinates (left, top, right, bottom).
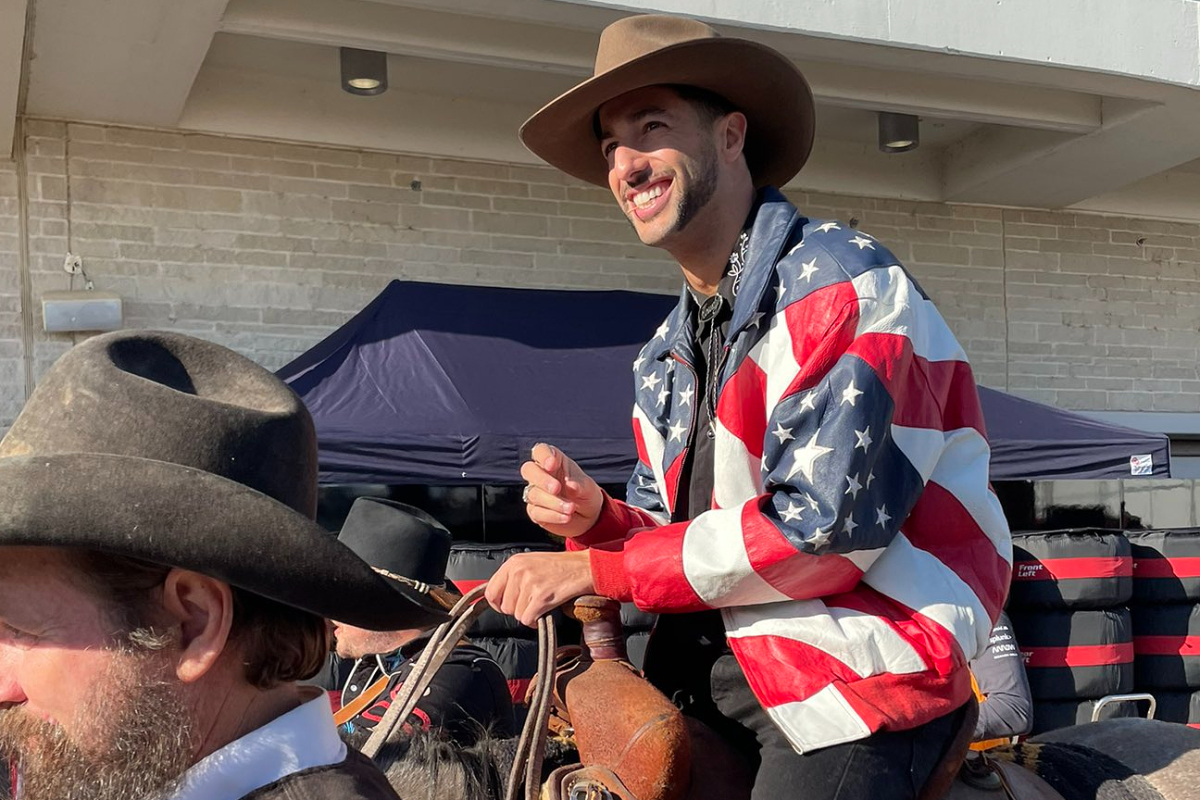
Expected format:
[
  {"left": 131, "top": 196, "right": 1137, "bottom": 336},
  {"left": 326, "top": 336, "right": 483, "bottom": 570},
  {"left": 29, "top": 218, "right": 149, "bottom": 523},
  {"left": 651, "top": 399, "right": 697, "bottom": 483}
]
[
  {"left": 484, "top": 549, "right": 595, "bottom": 628},
  {"left": 484, "top": 444, "right": 603, "bottom": 627},
  {"left": 519, "top": 443, "right": 603, "bottom": 538}
]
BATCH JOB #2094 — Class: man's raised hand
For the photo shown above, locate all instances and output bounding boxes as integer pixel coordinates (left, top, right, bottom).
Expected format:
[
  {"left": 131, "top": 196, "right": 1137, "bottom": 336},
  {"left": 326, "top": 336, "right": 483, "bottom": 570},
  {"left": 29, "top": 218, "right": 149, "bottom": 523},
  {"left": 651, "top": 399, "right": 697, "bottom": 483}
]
[{"left": 520, "top": 443, "right": 603, "bottom": 538}]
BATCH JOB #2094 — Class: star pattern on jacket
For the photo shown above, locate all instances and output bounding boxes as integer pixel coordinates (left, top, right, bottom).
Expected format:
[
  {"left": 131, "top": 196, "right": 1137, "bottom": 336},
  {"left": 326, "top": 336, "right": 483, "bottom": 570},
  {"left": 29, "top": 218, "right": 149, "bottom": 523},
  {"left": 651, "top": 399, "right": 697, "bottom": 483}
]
[{"left": 615, "top": 192, "right": 1009, "bottom": 757}]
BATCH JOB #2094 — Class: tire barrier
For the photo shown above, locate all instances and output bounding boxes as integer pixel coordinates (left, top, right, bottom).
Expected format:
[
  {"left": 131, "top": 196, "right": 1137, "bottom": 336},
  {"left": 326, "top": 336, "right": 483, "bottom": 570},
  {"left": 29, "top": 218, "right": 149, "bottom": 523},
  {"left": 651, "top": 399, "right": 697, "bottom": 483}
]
[
  {"left": 1030, "top": 697, "right": 1142, "bottom": 735},
  {"left": 1010, "top": 530, "right": 1133, "bottom": 610},
  {"left": 621, "top": 602, "right": 657, "bottom": 671},
  {"left": 1132, "top": 604, "right": 1200, "bottom": 690},
  {"left": 1153, "top": 690, "right": 1200, "bottom": 728},
  {"left": 1011, "top": 608, "right": 1134, "bottom": 700},
  {"left": 476, "top": 636, "right": 539, "bottom": 707},
  {"left": 1129, "top": 529, "right": 1200, "bottom": 604}
]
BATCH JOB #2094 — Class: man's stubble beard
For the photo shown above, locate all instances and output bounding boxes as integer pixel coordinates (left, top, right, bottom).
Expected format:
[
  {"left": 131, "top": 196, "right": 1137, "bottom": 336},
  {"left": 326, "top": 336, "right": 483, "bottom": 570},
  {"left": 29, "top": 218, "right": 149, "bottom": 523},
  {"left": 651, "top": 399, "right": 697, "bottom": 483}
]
[
  {"left": 628, "top": 137, "right": 720, "bottom": 249},
  {"left": 0, "top": 646, "right": 199, "bottom": 800},
  {"left": 335, "top": 629, "right": 409, "bottom": 661}
]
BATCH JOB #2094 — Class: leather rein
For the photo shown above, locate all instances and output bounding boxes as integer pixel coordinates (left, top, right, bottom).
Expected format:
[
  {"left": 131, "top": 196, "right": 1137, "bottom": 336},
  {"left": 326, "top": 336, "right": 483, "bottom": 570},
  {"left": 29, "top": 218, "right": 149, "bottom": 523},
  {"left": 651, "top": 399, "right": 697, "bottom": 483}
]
[{"left": 360, "top": 584, "right": 557, "bottom": 800}]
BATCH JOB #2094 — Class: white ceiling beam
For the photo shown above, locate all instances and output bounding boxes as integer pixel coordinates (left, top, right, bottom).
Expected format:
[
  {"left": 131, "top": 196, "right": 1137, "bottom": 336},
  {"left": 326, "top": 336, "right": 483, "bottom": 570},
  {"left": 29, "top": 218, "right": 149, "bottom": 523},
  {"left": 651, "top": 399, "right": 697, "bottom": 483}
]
[
  {"left": 221, "top": 0, "right": 1104, "bottom": 134},
  {"left": 181, "top": 38, "right": 547, "bottom": 164},
  {"left": 555, "top": 0, "right": 1200, "bottom": 90},
  {"left": 0, "top": 0, "right": 29, "bottom": 160},
  {"left": 219, "top": 0, "right": 596, "bottom": 76},
  {"left": 801, "top": 62, "right": 1101, "bottom": 134},
  {"left": 943, "top": 97, "right": 1200, "bottom": 208},
  {"left": 24, "top": 0, "right": 232, "bottom": 127},
  {"left": 1071, "top": 166, "right": 1200, "bottom": 223},
  {"left": 786, "top": 136, "right": 942, "bottom": 202},
  {"left": 381, "top": 0, "right": 1197, "bottom": 102}
]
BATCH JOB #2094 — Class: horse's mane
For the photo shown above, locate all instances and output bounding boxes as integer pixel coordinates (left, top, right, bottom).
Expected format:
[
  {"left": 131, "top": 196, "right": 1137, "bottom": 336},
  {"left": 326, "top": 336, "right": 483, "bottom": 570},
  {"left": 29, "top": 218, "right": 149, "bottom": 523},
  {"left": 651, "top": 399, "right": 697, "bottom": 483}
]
[{"left": 364, "top": 727, "right": 579, "bottom": 800}]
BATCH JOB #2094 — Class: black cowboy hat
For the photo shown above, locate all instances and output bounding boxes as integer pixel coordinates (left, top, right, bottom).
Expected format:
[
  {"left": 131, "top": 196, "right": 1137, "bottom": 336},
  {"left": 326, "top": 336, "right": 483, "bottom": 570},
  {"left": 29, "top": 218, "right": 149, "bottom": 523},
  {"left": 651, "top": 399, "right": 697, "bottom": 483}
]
[
  {"left": 0, "top": 330, "right": 449, "bottom": 631},
  {"left": 336, "top": 497, "right": 459, "bottom": 620}
]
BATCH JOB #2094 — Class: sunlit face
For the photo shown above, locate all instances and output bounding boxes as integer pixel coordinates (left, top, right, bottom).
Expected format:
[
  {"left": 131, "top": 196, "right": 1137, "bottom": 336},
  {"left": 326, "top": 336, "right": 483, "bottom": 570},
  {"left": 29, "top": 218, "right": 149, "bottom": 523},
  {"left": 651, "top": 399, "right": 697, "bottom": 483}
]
[
  {"left": 597, "top": 85, "right": 722, "bottom": 249},
  {"left": 331, "top": 621, "right": 423, "bottom": 660},
  {"left": 0, "top": 548, "right": 122, "bottom": 743},
  {"left": 0, "top": 547, "right": 195, "bottom": 800}
]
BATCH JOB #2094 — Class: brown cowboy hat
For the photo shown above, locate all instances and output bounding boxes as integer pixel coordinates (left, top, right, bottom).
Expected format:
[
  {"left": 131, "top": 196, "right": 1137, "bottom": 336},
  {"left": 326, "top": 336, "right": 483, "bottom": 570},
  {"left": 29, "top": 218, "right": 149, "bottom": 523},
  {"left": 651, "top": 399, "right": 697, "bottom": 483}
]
[
  {"left": 0, "top": 330, "right": 450, "bottom": 632},
  {"left": 519, "top": 14, "right": 815, "bottom": 189}
]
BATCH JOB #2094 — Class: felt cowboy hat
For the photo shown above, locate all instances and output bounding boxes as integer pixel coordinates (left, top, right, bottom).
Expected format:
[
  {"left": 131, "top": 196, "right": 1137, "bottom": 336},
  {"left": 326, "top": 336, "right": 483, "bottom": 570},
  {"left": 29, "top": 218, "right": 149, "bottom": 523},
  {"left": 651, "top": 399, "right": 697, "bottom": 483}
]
[
  {"left": 519, "top": 14, "right": 815, "bottom": 189},
  {"left": 336, "top": 497, "right": 460, "bottom": 620},
  {"left": 0, "top": 330, "right": 449, "bottom": 631}
]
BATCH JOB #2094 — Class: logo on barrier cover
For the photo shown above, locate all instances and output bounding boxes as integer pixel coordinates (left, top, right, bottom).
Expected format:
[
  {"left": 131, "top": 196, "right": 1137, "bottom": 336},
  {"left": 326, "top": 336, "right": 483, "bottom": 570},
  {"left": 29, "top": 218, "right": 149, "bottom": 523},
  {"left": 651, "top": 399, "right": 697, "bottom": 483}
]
[
  {"left": 1015, "top": 562, "right": 1045, "bottom": 580},
  {"left": 1130, "top": 454, "right": 1153, "bottom": 476}
]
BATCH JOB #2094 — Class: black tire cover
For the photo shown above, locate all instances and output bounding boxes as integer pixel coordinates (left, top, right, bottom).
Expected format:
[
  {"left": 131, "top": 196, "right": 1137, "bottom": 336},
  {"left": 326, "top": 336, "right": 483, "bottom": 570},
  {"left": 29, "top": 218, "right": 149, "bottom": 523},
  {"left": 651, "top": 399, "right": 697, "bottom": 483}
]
[
  {"left": 1010, "top": 529, "right": 1132, "bottom": 610},
  {"left": 1130, "top": 529, "right": 1200, "bottom": 604},
  {"left": 1011, "top": 608, "right": 1133, "bottom": 700},
  {"left": 1132, "top": 603, "right": 1200, "bottom": 690},
  {"left": 1152, "top": 689, "right": 1200, "bottom": 726},
  {"left": 1030, "top": 697, "right": 1142, "bottom": 735}
]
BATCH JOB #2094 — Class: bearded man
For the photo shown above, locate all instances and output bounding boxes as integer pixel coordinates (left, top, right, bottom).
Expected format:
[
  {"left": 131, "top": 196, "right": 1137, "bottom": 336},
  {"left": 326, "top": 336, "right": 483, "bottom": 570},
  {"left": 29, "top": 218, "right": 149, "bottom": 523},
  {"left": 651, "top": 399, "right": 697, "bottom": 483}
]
[
  {"left": 0, "top": 330, "right": 448, "bottom": 800},
  {"left": 486, "top": 14, "right": 1012, "bottom": 800}
]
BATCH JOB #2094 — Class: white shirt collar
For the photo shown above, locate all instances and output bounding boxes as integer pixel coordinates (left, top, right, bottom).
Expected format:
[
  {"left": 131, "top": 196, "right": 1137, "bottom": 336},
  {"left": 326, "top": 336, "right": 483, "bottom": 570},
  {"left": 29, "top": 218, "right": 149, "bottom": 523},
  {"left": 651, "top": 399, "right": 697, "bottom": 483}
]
[{"left": 169, "top": 690, "right": 347, "bottom": 800}]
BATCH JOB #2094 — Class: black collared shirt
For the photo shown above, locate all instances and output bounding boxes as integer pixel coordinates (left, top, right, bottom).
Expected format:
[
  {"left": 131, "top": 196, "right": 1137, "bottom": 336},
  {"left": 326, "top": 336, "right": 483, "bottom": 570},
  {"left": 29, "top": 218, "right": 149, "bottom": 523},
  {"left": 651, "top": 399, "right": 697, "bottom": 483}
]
[{"left": 673, "top": 231, "right": 747, "bottom": 523}]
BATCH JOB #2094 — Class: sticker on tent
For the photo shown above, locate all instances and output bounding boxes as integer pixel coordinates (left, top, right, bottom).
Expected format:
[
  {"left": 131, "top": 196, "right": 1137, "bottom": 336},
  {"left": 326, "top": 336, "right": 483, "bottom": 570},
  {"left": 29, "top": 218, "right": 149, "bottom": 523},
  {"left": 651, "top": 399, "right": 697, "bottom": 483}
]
[{"left": 1130, "top": 454, "right": 1153, "bottom": 476}]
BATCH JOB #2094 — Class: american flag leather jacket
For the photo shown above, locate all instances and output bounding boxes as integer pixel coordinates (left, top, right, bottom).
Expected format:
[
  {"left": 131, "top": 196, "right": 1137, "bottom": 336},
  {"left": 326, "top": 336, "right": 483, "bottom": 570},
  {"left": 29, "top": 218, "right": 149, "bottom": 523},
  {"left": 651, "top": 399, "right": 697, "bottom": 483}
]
[{"left": 577, "top": 188, "right": 1012, "bottom": 754}]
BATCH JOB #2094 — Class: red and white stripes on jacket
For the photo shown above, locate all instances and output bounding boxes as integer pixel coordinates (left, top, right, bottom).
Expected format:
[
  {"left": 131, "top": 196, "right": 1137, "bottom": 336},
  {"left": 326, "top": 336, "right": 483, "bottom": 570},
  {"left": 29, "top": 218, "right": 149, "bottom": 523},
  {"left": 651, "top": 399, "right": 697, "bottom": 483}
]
[{"left": 577, "top": 189, "right": 1012, "bottom": 754}]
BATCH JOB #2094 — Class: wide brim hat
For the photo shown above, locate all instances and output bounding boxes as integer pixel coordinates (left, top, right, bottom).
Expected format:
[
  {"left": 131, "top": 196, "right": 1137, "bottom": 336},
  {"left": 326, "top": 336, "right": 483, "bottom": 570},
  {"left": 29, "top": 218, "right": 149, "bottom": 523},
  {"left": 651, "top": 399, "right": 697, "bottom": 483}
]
[
  {"left": 520, "top": 14, "right": 815, "bottom": 189},
  {"left": 337, "top": 497, "right": 458, "bottom": 621},
  {"left": 0, "top": 331, "right": 449, "bottom": 632}
]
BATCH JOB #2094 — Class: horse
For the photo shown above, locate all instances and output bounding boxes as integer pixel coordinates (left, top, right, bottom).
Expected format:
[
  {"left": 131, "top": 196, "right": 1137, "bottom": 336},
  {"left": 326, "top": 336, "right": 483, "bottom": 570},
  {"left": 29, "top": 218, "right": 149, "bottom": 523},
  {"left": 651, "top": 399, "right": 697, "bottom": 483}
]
[{"left": 368, "top": 596, "right": 1200, "bottom": 800}]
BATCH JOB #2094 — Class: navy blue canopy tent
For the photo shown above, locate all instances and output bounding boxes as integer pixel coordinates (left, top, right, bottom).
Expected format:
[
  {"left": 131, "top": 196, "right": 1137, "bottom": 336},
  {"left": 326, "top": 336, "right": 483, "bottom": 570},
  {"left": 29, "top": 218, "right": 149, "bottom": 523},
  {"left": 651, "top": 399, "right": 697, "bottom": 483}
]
[
  {"left": 278, "top": 280, "right": 1171, "bottom": 485},
  {"left": 278, "top": 280, "right": 676, "bottom": 485},
  {"left": 979, "top": 386, "right": 1170, "bottom": 480}
]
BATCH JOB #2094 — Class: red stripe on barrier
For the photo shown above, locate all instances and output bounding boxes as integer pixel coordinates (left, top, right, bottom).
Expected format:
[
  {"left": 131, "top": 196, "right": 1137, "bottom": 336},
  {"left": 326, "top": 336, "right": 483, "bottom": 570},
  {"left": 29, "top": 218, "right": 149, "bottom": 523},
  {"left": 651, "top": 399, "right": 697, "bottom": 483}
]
[
  {"left": 451, "top": 579, "right": 487, "bottom": 593},
  {"left": 1011, "top": 557, "right": 1132, "bottom": 582},
  {"left": 1022, "top": 643, "right": 1133, "bottom": 668},
  {"left": 1133, "top": 635, "right": 1200, "bottom": 656},
  {"left": 507, "top": 677, "right": 533, "bottom": 704},
  {"left": 1134, "top": 557, "right": 1200, "bottom": 579}
]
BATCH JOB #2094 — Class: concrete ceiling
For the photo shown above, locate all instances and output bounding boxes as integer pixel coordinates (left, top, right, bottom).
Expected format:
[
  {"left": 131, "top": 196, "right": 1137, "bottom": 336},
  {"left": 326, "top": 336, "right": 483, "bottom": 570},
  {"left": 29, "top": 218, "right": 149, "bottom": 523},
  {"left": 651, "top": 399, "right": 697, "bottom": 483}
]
[
  {"left": 0, "top": 0, "right": 29, "bottom": 158},
  {"left": 8, "top": 0, "right": 1200, "bottom": 219},
  {"left": 22, "top": 0, "right": 229, "bottom": 127}
]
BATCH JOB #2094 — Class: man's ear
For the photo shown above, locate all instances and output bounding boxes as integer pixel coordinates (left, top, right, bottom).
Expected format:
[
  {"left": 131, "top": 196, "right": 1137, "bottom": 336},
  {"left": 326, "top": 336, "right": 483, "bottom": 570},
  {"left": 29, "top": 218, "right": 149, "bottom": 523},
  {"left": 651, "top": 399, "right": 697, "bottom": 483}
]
[
  {"left": 160, "top": 568, "right": 235, "bottom": 684},
  {"left": 719, "top": 111, "right": 748, "bottom": 163}
]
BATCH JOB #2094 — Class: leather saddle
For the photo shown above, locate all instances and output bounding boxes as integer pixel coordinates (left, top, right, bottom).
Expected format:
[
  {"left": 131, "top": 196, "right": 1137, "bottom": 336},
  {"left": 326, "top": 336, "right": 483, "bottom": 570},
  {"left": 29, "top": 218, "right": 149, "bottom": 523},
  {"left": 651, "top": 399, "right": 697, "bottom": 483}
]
[{"left": 542, "top": 597, "right": 1029, "bottom": 800}]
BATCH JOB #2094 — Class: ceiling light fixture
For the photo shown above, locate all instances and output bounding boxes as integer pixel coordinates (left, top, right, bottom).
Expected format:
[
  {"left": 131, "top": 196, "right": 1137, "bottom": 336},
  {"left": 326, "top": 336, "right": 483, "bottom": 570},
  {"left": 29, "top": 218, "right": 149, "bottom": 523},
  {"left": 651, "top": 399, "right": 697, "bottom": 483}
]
[
  {"left": 340, "top": 47, "right": 388, "bottom": 96},
  {"left": 878, "top": 112, "right": 919, "bottom": 153}
]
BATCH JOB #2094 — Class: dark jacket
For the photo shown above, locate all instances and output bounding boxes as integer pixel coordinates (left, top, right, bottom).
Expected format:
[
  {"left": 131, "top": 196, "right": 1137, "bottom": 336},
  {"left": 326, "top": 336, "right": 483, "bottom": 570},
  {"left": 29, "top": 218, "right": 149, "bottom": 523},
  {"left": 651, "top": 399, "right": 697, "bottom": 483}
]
[
  {"left": 243, "top": 749, "right": 400, "bottom": 799},
  {"left": 970, "top": 611, "right": 1034, "bottom": 742},
  {"left": 340, "top": 632, "right": 514, "bottom": 746}
]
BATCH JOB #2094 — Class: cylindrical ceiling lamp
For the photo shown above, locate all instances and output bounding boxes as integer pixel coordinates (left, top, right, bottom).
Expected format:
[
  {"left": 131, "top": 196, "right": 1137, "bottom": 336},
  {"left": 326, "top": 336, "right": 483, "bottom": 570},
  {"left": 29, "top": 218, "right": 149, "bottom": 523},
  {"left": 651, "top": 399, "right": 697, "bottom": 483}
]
[
  {"left": 340, "top": 47, "right": 388, "bottom": 96},
  {"left": 878, "top": 112, "right": 919, "bottom": 153}
]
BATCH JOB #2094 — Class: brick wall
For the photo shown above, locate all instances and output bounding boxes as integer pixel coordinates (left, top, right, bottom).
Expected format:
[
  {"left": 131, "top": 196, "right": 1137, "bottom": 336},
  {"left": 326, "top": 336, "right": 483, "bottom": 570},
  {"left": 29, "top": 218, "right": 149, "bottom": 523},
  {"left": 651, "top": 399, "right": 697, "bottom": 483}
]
[
  {"left": 2, "top": 119, "right": 1199, "bottom": 431},
  {"left": 0, "top": 155, "right": 24, "bottom": 431}
]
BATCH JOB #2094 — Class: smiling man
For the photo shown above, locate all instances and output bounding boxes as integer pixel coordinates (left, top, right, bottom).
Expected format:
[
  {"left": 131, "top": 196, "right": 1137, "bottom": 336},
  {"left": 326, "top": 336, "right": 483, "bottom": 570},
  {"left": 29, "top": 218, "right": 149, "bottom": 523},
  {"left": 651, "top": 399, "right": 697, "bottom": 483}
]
[
  {"left": 486, "top": 14, "right": 1012, "bottom": 800},
  {"left": 0, "top": 331, "right": 448, "bottom": 800}
]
